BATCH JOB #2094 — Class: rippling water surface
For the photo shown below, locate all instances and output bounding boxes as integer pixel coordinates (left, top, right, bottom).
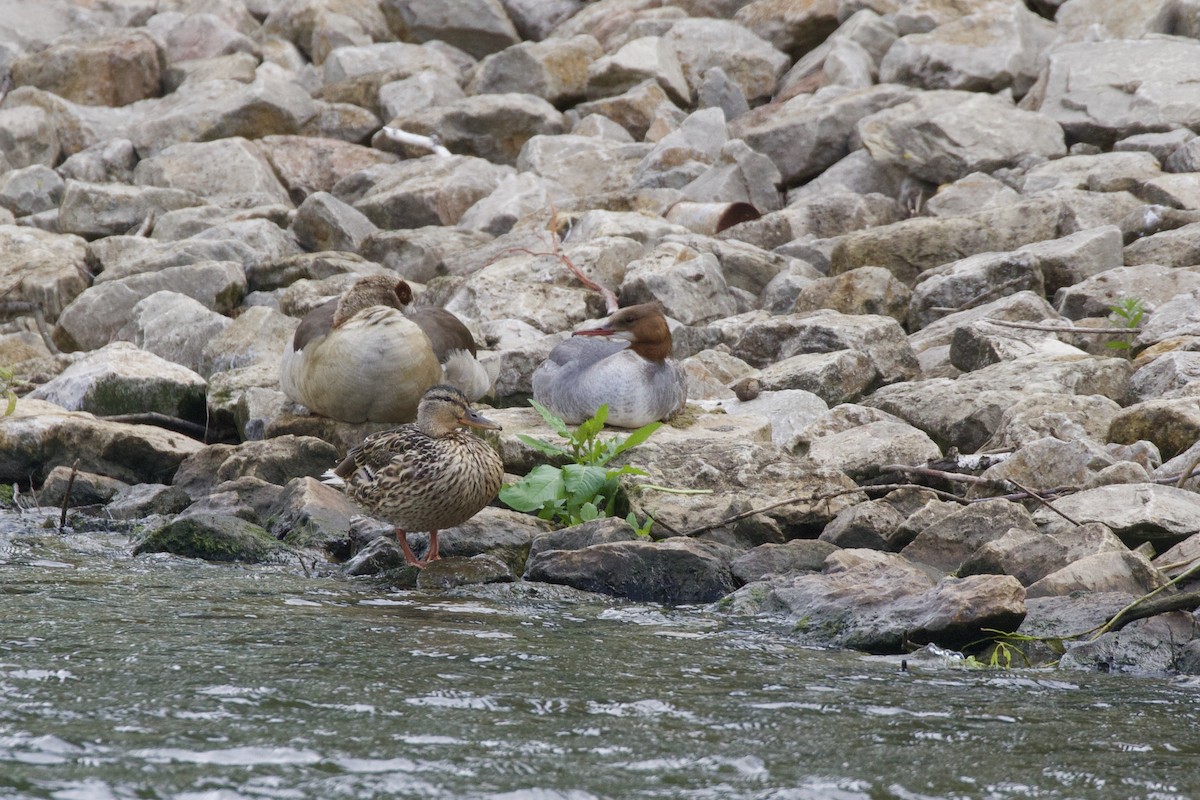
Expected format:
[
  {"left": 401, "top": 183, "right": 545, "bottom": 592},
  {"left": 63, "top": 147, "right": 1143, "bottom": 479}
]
[{"left": 2, "top": 514, "right": 1199, "bottom": 799}]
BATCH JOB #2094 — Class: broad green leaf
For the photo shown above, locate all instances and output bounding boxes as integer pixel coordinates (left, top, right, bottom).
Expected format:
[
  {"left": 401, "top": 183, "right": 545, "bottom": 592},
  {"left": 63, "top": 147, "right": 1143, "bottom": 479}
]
[
  {"left": 578, "top": 502, "right": 599, "bottom": 522},
  {"left": 562, "top": 463, "right": 608, "bottom": 499},
  {"left": 498, "top": 464, "right": 565, "bottom": 512}
]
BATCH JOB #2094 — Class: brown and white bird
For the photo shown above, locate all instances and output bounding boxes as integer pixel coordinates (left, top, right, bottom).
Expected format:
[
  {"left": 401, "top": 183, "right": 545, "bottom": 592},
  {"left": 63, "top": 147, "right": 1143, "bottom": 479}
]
[
  {"left": 532, "top": 302, "right": 687, "bottom": 428},
  {"left": 280, "top": 275, "right": 442, "bottom": 424},
  {"left": 323, "top": 384, "right": 504, "bottom": 567}
]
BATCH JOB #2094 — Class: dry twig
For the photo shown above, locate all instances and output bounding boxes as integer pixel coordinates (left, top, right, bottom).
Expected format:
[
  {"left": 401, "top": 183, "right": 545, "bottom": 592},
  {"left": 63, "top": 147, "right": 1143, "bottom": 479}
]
[
  {"left": 500, "top": 208, "right": 619, "bottom": 313},
  {"left": 1005, "top": 477, "right": 1083, "bottom": 527},
  {"left": 0, "top": 301, "right": 60, "bottom": 354},
  {"left": 99, "top": 412, "right": 231, "bottom": 443},
  {"left": 981, "top": 319, "right": 1140, "bottom": 336},
  {"left": 677, "top": 482, "right": 967, "bottom": 539},
  {"left": 1087, "top": 558, "right": 1200, "bottom": 638},
  {"left": 380, "top": 126, "right": 451, "bottom": 157},
  {"left": 59, "top": 459, "right": 79, "bottom": 532}
]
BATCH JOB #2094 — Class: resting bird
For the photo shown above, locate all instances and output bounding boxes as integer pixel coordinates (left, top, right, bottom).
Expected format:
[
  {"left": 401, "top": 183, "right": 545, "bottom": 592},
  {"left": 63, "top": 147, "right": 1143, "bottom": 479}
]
[
  {"left": 324, "top": 384, "right": 504, "bottom": 567},
  {"left": 396, "top": 279, "right": 493, "bottom": 402},
  {"left": 280, "top": 275, "right": 441, "bottom": 423},
  {"left": 532, "top": 301, "right": 687, "bottom": 428}
]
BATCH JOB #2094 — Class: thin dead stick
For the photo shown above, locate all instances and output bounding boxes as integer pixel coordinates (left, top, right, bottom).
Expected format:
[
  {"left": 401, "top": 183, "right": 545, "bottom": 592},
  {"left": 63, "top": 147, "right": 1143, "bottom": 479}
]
[
  {"left": 1103, "top": 591, "right": 1200, "bottom": 632},
  {"left": 380, "top": 126, "right": 451, "bottom": 157},
  {"left": 1005, "top": 477, "right": 1084, "bottom": 527},
  {"left": 98, "top": 412, "right": 215, "bottom": 442},
  {"left": 133, "top": 210, "right": 156, "bottom": 237},
  {"left": 0, "top": 73, "right": 10, "bottom": 107},
  {"left": 0, "top": 301, "right": 60, "bottom": 354},
  {"left": 500, "top": 208, "right": 620, "bottom": 314},
  {"left": 1088, "top": 558, "right": 1200, "bottom": 638},
  {"left": 982, "top": 319, "right": 1139, "bottom": 336},
  {"left": 877, "top": 463, "right": 997, "bottom": 486},
  {"left": 928, "top": 276, "right": 1042, "bottom": 316},
  {"left": 1154, "top": 554, "right": 1200, "bottom": 574},
  {"left": 678, "top": 483, "right": 966, "bottom": 538},
  {"left": 1177, "top": 455, "right": 1200, "bottom": 488},
  {"left": 59, "top": 459, "right": 79, "bottom": 532}
]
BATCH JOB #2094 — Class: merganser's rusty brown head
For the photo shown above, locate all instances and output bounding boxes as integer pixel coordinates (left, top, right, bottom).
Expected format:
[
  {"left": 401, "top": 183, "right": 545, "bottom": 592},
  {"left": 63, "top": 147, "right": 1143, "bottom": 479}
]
[{"left": 573, "top": 302, "right": 673, "bottom": 362}]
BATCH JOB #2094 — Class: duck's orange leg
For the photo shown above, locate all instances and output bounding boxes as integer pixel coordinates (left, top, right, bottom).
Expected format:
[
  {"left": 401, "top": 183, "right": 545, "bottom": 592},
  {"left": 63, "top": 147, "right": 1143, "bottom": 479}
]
[
  {"left": 395, "top": 529, "right": 426, "bottom": 568},
  {"left": 426, "top": 530, "right": 441, "bottom": 562}
]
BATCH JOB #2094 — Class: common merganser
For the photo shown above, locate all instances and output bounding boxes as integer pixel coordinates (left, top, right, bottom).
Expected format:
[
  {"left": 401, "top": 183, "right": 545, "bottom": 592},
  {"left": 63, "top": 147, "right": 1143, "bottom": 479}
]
[
  {"left": 532, "top": 302, "right": 687, "bottom": 428},
  {"left": 324, "top": 384, "right": 504, "bottom": 568},
  {"left": 280, "top": 275, "right": 441, "bottom": 423}
]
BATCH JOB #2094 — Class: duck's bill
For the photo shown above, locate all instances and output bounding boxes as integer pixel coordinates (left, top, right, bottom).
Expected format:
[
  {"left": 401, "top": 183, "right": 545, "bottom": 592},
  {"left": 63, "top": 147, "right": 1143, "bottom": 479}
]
[
  {"left": 460, "top": 409, "right": 502, "bottom": 431},
  {"left": 573, "top": 325, "right": 615, "bottom": 337}
]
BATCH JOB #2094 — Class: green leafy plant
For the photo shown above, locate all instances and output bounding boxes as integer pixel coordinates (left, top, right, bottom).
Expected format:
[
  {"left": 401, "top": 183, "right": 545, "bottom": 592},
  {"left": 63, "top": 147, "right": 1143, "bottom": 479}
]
[
  {"left": 500, "top": 401, "right": 660, "bottom": 529},
  {"left": 625, "top": 512, "right": 654, "bottom": 538},
  {"left": 0, "top": 365, "right": 16, "bottom": 416},
  {"left": 962, "top": 629, "right": 1062, "bottom": 669},
  {"left": 1106, "top": 297, "right": 1145, "bottom": 354}
]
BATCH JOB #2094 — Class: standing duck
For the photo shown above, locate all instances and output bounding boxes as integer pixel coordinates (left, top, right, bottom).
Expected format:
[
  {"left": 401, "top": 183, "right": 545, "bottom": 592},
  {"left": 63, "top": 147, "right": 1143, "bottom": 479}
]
[
  {"left": 280, "top": 275, "right": 442, "bottom": 423},
  {"left": 396, "top": 279, "right": 494, "bottom": 402},
  {"left": 324, "top": 384, "right": 504, "bottom": 567},
  {"left": 532, "top": 301, "right": 687, "bottom": 428}
]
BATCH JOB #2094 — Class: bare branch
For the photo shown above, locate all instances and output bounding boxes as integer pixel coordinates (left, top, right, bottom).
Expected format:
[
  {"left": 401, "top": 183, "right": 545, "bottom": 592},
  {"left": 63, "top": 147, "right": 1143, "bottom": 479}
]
[
  {"left": 59, "top": 459, "right": 79, "bottom": 532},
  {"left": 981, "top": 319, "right": 1139, "bottom": 336},
  {"left": 876, "top": 463, "right": 996, "bottom": 486},
  {"left": 1005, "top": 477, "right": 1084, "bottom": 527},
  {"left": 493, "top": 208, "right": 620, "bottom": 314},
  {"left": 0, "top": 301, "right": 61, "bottom": 355},
  {"left": 380, "top": 126, "right": 451, "bottom": 157},
  {"left": 133, "top": 210, "right": 156, "bottom": 237},
  {"left": 676, "top": 483, "right": 967, "bottom": 539}
]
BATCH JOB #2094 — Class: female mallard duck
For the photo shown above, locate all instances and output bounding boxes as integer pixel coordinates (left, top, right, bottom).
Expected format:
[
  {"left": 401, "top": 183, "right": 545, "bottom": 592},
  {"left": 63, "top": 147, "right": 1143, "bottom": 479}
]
[
  {"left": 324, "top": 384, "right": 504, "bottom": 567},
  {"left": 280, "top": 275, "right": 442, "bottom": 423},
  {"left": 532, "top": 302, "right": 687, "bottom": 428}
]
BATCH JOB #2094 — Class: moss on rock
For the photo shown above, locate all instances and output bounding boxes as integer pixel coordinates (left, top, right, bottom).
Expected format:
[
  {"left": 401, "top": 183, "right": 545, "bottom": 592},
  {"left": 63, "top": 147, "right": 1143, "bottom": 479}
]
[{"left": 133, "top": 513, "right": 284, "bottom": 563}]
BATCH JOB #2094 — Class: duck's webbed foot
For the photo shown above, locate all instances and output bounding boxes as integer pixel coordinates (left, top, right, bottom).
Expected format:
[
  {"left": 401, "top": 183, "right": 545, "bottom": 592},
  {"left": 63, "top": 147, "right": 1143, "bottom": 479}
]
[{"left": 395, "top": 529, "right": 426, "bottom": 568}]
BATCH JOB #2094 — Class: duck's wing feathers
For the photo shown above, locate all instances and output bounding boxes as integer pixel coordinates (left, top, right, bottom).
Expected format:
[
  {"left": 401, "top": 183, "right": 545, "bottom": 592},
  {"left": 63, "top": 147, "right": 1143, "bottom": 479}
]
[
  {"left": 406, "top": 307, "right": 478, "bottom": 359},
  {"left": 333, "top": 425, "right": 424, "bottom": 479},
  {"left": 291, "top": 297, "right": 338, "bottom": 351},
  {"left": 543, "top": 336, "right": 630, "bottom": 367}
]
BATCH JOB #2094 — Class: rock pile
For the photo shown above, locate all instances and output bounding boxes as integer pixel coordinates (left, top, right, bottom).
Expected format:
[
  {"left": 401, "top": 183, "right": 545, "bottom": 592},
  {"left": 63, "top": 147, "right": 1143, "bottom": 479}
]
[{"left": 3, "top": 0, "right": 1200, "bottom": 672}]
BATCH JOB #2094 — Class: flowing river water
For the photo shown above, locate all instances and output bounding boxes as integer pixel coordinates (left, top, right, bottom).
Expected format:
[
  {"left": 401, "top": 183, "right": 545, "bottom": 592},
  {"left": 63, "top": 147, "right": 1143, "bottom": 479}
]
[{"left": 2, "top": 514, "right": 1199, "bottom": 800}]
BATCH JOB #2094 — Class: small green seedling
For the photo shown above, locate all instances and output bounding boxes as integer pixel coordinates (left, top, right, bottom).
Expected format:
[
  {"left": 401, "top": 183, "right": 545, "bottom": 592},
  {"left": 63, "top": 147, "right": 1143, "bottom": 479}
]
[
  {"left": 0, "top": 365, "right": 16, "bottom": 416},
  {"left": 1106, "top": 297, "right": 1145, "bottom": 354}
]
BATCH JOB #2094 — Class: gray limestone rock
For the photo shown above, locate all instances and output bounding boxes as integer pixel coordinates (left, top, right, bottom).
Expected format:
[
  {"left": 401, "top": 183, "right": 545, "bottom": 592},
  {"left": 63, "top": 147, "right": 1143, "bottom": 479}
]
[{"left": 28, "top": 341, "right": 207, "bottom": 421}]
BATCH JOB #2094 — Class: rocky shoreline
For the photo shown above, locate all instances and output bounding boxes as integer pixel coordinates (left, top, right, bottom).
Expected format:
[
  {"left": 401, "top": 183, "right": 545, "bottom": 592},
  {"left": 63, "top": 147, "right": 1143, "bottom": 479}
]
[{"left": 4, "top": 0, "right": 1200, "bottom": 674}]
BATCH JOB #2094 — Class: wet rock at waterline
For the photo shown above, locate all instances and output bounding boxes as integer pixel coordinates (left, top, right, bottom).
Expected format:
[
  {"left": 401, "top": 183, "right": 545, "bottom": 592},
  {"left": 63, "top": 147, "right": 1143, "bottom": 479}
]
[{"left": 4, "top": 0, "right": 1200, "bottom": 671}]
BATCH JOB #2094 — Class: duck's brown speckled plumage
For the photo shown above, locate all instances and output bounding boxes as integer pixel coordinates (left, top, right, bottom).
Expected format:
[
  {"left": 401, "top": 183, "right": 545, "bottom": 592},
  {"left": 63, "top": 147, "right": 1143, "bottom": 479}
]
[{"left": 331, "top": 384, "right": 504, "bottom": 567}]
